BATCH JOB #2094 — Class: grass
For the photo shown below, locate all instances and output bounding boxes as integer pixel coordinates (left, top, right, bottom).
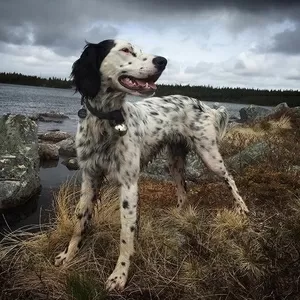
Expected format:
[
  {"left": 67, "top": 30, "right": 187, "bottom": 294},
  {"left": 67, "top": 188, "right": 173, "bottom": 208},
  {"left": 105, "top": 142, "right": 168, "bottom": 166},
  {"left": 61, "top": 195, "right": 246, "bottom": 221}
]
[{"left": 1, "top": 112, "right": 300, "bottom": 300}]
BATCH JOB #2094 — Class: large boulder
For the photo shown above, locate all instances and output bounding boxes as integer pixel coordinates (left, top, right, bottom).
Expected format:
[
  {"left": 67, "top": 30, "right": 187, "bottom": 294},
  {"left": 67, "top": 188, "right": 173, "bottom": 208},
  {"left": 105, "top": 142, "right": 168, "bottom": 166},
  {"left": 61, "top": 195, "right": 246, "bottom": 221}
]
[
  {"left": 226, "top": 142, "right": 271, "bottom": 173},
  {"left": 57, "top": 137, "right": 76, "bottom": 157},
  {"left": 38, "top": 131, "right": 72, "bottom": 142},
  {"left": 239, "top": 105, "right": 271, "bottom": 122},
  {"left": 142, "top": 142, "right": 272, "bottom": 182},
  {"left": 0, "top": 114, "right": 40, "bottom": 209}
]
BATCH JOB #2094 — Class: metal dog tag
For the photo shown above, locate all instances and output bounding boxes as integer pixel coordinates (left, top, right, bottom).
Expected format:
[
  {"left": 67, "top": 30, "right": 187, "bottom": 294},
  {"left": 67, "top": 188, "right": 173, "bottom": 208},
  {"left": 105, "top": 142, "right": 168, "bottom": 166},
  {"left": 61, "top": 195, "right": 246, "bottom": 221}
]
[
  {"left": 78, "top": 108, "right": 87, "bottom": 119},
  {"left": 114, "top": 123, "right": 128, "bottom": 136}
]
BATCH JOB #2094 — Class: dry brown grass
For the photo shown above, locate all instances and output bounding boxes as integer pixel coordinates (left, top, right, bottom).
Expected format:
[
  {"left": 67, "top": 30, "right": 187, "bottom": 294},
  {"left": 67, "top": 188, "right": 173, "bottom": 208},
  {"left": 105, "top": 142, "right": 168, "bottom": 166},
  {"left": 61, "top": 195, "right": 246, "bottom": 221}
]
[{"left": 1, "top": 113, "right": 300, "bottom": 300}]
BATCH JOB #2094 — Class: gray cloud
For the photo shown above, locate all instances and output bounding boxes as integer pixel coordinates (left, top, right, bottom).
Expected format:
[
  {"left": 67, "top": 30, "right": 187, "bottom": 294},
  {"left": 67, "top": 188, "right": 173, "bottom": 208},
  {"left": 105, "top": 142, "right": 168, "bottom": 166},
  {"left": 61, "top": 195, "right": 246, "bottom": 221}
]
[
  {"left": 1, "top": 0, "right": 300, "bottom": 56},
  {"left": 0, "top": 0, "right": 124, "bottom": 56},
  {"left": 268, "top": 24, "right": 300, "bottom": 55},
  {"left": 185, "top": 62, "right": 213, "bottom": 74},
  {"left": 1, "top": 0, "right": 300, "bottom": 90},
  {"left": 134, "top": 0, "right": 300, "bottom": 13},
  {"left": 285, "top": 74, "right": 300, "bottom": 80}
]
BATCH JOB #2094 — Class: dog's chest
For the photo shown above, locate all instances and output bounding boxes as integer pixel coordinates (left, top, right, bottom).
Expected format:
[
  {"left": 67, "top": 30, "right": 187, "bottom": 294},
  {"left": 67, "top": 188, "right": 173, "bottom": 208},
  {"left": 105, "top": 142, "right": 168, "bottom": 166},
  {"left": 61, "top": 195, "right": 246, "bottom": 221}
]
[{"left": 76, "top": 120, "right": 135, "bottom": 175}]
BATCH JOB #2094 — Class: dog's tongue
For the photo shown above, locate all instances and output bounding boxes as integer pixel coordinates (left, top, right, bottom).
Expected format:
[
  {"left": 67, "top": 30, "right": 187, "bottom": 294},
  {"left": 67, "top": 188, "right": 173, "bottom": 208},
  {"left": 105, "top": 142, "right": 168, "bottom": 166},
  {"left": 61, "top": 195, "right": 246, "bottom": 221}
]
[{"left": 135, "top": 79, "right": 157, "bottom": 90}]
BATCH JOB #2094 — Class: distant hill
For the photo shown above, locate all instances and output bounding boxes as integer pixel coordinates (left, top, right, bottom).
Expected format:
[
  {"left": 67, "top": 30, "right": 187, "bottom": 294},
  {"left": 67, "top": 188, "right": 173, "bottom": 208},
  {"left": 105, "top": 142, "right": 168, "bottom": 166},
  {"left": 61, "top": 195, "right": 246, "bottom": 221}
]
[{"left": 1, "top": 72, "right": 299, "bottom": 107}]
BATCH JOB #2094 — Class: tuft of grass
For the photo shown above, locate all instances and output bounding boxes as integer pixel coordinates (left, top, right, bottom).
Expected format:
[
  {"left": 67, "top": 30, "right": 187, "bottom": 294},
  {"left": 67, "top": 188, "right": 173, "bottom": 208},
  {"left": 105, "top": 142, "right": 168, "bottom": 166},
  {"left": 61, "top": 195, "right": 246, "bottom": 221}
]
[{"left": 0, "top": 114, "right": 300, "bottom": 300}]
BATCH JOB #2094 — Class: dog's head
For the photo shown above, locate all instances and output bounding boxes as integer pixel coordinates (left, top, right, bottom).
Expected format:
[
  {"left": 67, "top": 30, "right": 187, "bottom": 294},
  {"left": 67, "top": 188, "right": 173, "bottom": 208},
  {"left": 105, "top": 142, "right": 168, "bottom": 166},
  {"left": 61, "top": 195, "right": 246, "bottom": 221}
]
[{"left": 71, "top": 39, "right": 167, "bottom": 99}]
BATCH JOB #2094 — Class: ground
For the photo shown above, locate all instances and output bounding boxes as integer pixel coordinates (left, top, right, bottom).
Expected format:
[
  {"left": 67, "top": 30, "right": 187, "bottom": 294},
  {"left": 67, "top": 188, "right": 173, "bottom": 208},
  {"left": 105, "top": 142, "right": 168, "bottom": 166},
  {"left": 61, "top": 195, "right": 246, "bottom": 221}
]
[{"left": 0, "top": 111, "right": 300, "bottom": 300}]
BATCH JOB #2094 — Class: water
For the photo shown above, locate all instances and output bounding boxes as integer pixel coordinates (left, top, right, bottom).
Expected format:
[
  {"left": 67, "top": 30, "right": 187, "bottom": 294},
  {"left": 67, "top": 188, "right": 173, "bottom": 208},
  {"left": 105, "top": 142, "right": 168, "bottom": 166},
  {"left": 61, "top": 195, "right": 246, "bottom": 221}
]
[{"left": 0, "top": 83, "right": 266, "bottom": 231}]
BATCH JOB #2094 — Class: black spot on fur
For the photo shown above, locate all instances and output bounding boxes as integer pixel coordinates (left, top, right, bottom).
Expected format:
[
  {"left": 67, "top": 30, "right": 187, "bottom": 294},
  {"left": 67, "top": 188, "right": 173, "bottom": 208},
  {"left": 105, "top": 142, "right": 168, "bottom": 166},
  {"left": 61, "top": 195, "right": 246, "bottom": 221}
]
[
  {"left": 130, "top": 226, "right": 135, "bottom": 232},
  {"left": 56, "top": 255, "right": 61, "bottom": 260},
  {"left": 122, "top": 272, "right": 125, "bottom": 276},
  {"left": 151, "top": 111, "right": 159, "bottom": 115},
  {"left": 143, "top": 58, "right": 147, "bottom": 61},
  {"left": 128, "top": 62, "right": 132, "bottom": 65},
  {"left": 123, "top": 200, "right": 129, "bottom": 209},
  {"left": 122, "top": 239, "right": 126, "bottom": 244},
  {"left": 132, "top": 52, "right": 137, "bottom": 57},
  {"left": 121, "top": 262, "right": 126, "bottom": 266},
  {"left": 116, "top": 160, "right": 121, "bottom": 172},
  {"left": 121, "top": 70, "right": 127, "bottom": 74},
  {"left": 77, "top": 213, "right": 83, "bottom": 220},
  {"left": 120, "top": 65, "right": 123, "bottom": 67},
  {"left": 140, "top": 67, "right": 143, "bottom": 69}
]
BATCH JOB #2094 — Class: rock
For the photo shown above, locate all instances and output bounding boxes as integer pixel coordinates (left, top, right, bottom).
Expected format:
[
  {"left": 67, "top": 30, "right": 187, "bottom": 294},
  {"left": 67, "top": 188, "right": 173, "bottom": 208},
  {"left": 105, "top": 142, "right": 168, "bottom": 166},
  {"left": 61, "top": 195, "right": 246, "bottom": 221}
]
[
  {"left": 213, "top": 102, "right": 220, "bottom": 109},
  {"left": 28, "top": 113, "right": 39, "bottom": 121},
  {"left": 39, "top": 131, "right": 72, "bottom": 142},
  {"left": 38, "top": 116, "right": 63, "bottom": 123},
  {"left": 62, "top": 157, "right": 79, "bottom": 170},
  {"left": 142, "top": 150, "right": 206, "bottom": 182},
  {"left": 0, "top": 114, "right": 40, "bottom": 209},
  {"left": 226, "top": 142, "right": 271, "bottom": 173},
  {"left": 57, "top": 137, "right": 76, "bottom": 157},
  {"left": 37, "top": 111, "right": 69, "bottom": 123},
  {"left": 142, "top": 142, "right": 272, "bottom": 182},
  {"left": 273, "top": 102, "right": 289, "bottom": 113},
  {"left": 239, "top": 105, "right": 271, "bottom": 122},
  {"left": 290, "top": 106, "right": 300, "bottom": 118},
  {"left": 38, "top": 143, "right": 59, "bottom": 161}
]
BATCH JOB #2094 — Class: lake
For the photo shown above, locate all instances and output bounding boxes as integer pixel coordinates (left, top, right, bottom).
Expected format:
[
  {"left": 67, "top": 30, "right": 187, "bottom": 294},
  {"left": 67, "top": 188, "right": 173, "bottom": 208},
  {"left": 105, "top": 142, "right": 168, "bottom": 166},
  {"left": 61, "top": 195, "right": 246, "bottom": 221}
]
[{"left": 0, "top": 83, "right": 259, "bottom": 231}]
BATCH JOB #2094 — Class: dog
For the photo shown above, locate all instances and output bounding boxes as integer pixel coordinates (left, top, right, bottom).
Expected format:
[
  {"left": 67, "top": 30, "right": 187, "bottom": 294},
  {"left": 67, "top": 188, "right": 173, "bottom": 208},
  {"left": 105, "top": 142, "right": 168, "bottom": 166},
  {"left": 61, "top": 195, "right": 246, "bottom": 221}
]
[{"left": 55, "top": 39, "right": 249, "bottom": 291}]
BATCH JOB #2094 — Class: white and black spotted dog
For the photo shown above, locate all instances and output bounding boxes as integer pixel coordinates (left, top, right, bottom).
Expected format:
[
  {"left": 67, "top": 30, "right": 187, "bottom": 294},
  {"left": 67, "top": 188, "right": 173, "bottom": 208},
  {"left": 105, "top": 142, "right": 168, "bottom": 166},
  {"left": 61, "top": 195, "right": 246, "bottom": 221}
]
[{"left": 55, "top": 39, "right": 249, "bottom": 291}]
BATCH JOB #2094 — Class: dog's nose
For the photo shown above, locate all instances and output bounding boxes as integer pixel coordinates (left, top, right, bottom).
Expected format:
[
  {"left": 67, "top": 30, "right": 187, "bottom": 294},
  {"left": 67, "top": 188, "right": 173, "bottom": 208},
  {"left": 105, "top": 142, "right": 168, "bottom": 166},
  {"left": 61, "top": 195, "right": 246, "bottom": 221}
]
[{"left": 152, "top": 56, "right": 167, "bottom": 71}]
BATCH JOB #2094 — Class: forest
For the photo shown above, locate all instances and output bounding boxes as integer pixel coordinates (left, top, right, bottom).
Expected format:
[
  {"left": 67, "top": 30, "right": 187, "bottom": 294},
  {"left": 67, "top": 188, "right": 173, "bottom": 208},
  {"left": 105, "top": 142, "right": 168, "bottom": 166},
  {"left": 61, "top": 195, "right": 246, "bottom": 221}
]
[{"left": 1, "top": 72, "right": 299, "bottom": 106}]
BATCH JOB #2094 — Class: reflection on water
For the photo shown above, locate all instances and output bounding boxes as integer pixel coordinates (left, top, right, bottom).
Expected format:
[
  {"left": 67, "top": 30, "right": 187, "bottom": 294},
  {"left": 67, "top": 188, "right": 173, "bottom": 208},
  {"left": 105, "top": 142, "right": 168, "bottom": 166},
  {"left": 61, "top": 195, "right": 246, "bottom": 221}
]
[{"left": 0, "top": 157, "right": 80, "bottom": 232}]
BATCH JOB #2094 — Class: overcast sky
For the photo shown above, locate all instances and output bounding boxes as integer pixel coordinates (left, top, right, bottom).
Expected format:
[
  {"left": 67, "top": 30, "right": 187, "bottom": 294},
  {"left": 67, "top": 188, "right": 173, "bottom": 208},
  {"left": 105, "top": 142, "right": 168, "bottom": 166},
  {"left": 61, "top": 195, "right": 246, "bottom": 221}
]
[{"left": 1, "top": 0, "right": 300, "bottom": 90}]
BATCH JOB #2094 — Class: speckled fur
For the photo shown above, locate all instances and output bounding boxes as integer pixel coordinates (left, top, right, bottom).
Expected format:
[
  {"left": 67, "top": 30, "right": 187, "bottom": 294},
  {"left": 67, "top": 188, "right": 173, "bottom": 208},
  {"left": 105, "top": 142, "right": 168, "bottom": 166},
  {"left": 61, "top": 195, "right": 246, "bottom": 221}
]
[{"left": 55, "top": 39, "right": 249, "bottom": 291}]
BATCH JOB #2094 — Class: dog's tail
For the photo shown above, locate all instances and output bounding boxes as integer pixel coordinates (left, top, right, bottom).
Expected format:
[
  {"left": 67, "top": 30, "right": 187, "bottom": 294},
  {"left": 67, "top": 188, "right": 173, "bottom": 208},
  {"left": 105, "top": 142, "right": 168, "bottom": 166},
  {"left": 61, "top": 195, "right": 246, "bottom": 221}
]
[{"left": 213, "top": 105, "right": 229, "bottom": 142}]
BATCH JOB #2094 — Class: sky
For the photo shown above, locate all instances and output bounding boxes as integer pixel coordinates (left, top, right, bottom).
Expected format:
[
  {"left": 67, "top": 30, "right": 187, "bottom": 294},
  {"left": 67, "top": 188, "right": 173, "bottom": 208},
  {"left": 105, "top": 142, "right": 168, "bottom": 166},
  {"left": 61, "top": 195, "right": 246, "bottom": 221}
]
[{"left": 1, "top": 0, "right": 300, "bottom": 90}]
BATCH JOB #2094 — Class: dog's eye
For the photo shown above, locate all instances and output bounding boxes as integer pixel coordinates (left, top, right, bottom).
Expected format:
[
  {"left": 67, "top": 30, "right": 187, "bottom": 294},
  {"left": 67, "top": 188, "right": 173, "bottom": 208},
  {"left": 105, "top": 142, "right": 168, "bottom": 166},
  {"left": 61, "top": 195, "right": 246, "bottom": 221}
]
[{"left": 121, "top": 48, "right": 130, "bottom": 53}]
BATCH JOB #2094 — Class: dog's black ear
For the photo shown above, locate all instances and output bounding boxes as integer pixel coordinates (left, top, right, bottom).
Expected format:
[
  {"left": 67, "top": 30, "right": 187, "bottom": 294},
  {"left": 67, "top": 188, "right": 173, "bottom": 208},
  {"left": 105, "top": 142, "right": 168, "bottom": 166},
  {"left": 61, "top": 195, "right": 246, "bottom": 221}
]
[{"left": 71, "top": 39, "right": 115, "bottom": 99}]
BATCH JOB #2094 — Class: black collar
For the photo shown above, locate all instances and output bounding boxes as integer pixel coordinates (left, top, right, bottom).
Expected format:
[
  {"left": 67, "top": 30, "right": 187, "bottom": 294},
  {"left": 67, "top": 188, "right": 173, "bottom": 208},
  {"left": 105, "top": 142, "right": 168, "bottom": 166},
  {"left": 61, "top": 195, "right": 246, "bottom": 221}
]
[{"left": 78, "top": 98, "right": 125, "bottom": 125}]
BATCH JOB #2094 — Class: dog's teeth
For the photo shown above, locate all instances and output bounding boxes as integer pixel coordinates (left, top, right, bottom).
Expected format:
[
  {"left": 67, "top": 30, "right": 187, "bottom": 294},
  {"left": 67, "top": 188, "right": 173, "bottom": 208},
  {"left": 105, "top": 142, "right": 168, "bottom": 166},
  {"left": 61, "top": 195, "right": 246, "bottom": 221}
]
[{"left": 145, "top": 82, "right": 149, "bottom": 88}]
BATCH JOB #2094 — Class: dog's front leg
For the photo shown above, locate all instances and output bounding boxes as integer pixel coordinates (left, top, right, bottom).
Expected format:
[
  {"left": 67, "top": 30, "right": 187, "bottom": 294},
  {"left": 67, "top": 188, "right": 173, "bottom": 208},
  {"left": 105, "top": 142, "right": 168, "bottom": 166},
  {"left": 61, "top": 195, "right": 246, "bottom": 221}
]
[{"left": 106, "top": 181, "right": 138, "bottom": 291}]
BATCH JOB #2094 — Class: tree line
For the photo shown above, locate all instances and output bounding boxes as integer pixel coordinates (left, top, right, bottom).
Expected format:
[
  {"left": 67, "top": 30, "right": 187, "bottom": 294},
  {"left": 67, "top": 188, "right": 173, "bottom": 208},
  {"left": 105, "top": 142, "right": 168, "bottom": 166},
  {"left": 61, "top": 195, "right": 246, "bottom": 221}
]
[{"left": 1, "top": 72, "right": 299, "bottom": 107}]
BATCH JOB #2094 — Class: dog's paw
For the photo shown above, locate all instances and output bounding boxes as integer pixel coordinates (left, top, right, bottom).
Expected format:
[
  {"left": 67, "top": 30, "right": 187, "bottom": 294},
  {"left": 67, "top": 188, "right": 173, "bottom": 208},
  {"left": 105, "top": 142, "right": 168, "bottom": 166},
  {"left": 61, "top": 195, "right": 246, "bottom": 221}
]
[
  {"left": 106, "top": 269, "right": 128, "bottom": 291},
  {"left": 54, "top": 250, "right": 68, "bottom": 266},
  {"left": 234, "top": 203, "right": 249, "bottom": 216}
]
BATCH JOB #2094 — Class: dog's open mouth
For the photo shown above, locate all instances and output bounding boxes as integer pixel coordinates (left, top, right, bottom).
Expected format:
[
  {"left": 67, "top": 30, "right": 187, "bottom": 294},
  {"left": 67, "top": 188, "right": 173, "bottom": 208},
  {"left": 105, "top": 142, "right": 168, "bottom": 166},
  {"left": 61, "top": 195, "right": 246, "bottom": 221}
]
[{"left": 118, "top": 74, "right": 161, "bottom": 94}]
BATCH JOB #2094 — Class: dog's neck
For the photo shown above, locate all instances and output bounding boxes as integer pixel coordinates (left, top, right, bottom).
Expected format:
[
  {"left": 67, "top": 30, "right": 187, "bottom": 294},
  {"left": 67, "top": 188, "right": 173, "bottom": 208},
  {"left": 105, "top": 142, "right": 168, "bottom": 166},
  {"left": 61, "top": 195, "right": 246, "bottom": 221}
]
[{"left": 89, "top": 88, "right": 126, "bottom": 112}]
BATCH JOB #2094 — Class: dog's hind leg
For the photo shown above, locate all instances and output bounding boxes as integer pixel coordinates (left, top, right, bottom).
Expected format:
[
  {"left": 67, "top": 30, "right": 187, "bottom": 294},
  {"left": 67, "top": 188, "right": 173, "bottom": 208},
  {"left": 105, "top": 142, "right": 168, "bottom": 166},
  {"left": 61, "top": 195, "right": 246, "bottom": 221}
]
[
  {"left": 167, "top": 143, "right": 188, "bottom": 209},
  {"left": 55, "top": 170, "right": 101, "bottom": 266},
  {"left": 195, "top": 137, "right": 249, "bottom": 214}
]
